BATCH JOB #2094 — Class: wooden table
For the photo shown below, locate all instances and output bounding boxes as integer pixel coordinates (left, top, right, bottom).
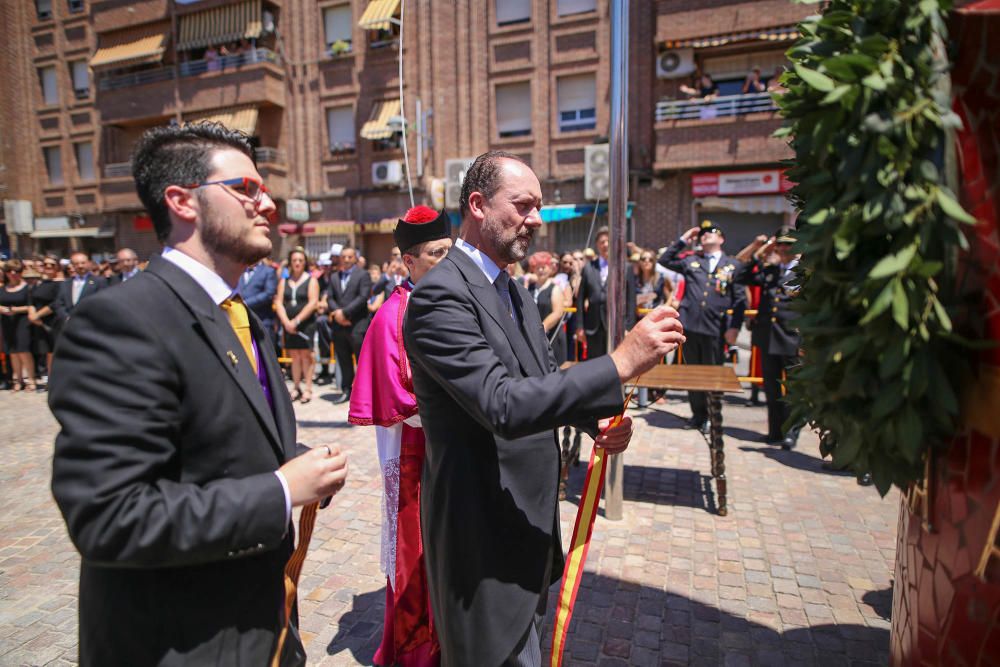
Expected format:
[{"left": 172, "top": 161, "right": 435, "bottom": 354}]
[{"left": 630, "top": 365, "right": 744, "bottom": 516}]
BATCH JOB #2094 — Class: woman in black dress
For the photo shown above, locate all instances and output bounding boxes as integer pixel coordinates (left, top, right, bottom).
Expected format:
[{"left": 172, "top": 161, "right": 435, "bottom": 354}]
[
  {"left": 0, "top": 259, "right": 37, "bottom": 391},
  {"left": 274, "top": 248, "right": 319, "bottom": 403},
  {"left": 27, "top": 255, "right": 63, "bottom": 383},
  {"left": 529, "top": 251, "right": 567, "bottom": 365}
]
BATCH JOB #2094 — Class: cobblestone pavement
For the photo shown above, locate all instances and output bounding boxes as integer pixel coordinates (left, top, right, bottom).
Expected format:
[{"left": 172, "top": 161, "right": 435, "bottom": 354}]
[{"left": 0, "top": 382, "right": 898, "bottom": 666}]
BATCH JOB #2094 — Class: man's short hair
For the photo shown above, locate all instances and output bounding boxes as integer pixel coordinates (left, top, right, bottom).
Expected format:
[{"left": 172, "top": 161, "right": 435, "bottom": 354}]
[
  {"left": 459, "top": 150, "right": 529, "bottom": 219},
  {"left": 131, "top": 122, "right": 255, "bottom": 242},
  {"left": 594, "top": 226, "right": 610, "bottom": 240}
]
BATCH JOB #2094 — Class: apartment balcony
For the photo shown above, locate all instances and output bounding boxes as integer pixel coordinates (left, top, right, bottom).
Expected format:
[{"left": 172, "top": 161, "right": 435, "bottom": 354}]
[
  {"left": 653, "top": 92, "right": 791, "bottom": 171},
  {"left": 255, "top": 146, "right": 288, "bottom": 200},
  {"left": 97, "top": 49, "right": 285, "bottom": 125},
  {"left": 100, "top": 164, "right": 141, "bottom": 211}
]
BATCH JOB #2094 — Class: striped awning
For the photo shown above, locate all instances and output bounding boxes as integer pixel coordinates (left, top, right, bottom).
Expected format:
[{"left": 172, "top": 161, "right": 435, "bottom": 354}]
[
  {"left": 185, "top": 105, "right": 259, "bottom": 135},
  {"left": 358, "top": 0, "right": 401, "bottom": 31},
  {"left": 359, "top": 99, "right": 400, "bottom": 140},
  {"left": 663, "top": 25, "right": 799, "bottom": 49},
  {"left": 178, "top": 0, "right": 262, "bottom": 51},
  {"left": 90, "top": 24, "right": 169, "bottom": 69}
]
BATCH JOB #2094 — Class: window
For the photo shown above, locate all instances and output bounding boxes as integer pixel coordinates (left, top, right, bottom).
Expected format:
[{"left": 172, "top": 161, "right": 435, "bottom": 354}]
[
  {"left": 35, "top": 0, "right": 52, "bottom": 19},
  {"left": 39, "top": 66, "right": 58, "bottom": 105},
  {"left": 70, "top": 61, "right": 89, "bottom": 98},
  {"left": 323, "top": 5, "right": 353, "bottom": 55},
  {"left": 495, "top": 81, "right": 531, "bottom": 138},
  {"left": 75, "top": 142, "right": 94, "bottom": 181},
  {"left": 557, "top": 73, "right": 596, "bottom": 132},
  {"left": 326, "top": 106, "right": 355, "bottom": 153},
  {"left": 496, "top": 0, "right": 530, "bottom": 25},
  {"left": 43, "top": 146, "right": 63, "bottom": 184},
  {"left": 557, "top": 0, "right": 596, "bottom": 17},
  {"left": 67, "top": 0, "right": 84, "bottom": 13}
]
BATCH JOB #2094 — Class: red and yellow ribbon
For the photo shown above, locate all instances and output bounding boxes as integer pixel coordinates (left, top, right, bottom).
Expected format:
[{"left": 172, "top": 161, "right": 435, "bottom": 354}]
[{"left": 549, "top": 382, "right": 638, "bottom": 667}]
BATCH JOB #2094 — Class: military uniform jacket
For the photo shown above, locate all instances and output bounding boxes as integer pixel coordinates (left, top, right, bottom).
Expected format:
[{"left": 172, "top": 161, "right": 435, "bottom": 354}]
[
  {"left": 658, "top": 240, "right": 746, "bottom": 337},
  {"left": 734, "top": 258, "right": 801, "bottom": 357}
]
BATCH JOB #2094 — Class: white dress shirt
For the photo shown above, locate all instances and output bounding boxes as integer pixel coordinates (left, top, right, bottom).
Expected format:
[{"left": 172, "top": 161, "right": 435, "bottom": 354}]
[
  {"left": 161, "top": 247, "right": 292, "bottom": 524},
  {"left": 454, "top": 237, "right": 503, "bottom": 284}
]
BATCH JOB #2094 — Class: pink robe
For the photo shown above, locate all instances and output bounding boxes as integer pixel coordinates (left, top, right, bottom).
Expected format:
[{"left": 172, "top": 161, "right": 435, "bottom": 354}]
[{"left": 349, "top": 284, "right": 439, "bottom": 667}]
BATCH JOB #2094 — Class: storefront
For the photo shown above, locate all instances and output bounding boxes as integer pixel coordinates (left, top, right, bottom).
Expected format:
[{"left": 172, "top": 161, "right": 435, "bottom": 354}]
[{"left": 690, "top": 168, "right": 795, "bottom": 250}]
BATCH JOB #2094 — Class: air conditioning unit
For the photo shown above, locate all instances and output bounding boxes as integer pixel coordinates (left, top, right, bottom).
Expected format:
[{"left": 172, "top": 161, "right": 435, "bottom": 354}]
[
  {"left": 372, "top": 160, "right": 403, "bottom": 186},
  {"left": 656, "top": 49, "right": 696, "bottom": 79},
  {"left": 584, "top": 144, "right": 610, "bottom": 201},
  {"left": 444, "top": 157, "right": 475, "bottom": 210}
]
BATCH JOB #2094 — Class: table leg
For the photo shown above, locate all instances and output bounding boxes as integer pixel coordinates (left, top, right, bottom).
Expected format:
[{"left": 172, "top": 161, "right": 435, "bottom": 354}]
[{"left": 708, "top": 392, "right": 727, "bottom": 516}]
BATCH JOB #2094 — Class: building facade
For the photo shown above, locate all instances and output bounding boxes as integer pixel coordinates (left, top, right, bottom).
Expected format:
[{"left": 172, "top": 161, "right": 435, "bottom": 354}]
[{"left": 1, "top": 0, "right": 813, "bottom": 262}]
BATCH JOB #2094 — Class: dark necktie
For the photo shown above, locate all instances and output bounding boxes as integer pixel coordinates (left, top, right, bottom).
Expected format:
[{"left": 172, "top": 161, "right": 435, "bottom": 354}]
[{"left": 494, "top": 272, "right": 517, "bottom": 322}]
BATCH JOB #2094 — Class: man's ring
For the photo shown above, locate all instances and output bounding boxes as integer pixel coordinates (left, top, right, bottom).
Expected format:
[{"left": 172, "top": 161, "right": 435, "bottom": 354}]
[{"left": 324, "top": 446, "right": 332, "bottom": 457}]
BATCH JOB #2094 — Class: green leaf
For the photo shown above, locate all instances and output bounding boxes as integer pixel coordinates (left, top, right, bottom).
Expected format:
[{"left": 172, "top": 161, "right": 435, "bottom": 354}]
[
  {"left": 831, "top": 435, "right": 862, "bottom": 468},
  {"left": 931, "top": 296, "right": 953, "bottom": 332},
  {"left": 859, "top": 281, "right": 895, "bottom": 324},
  {"left": 892, "top": 280, "right": 909, "bottom": 330},
  {"left": 862, "top": 72, "right": 887, "bottom": 91},
  {"left": 794, "top": 64, "right": 836, "bottom": 92},
  {"left": 869, "top": 244, "right": 918, "bottom": 278},
  {"left": 897, "top": 407, "right": 923, "bottom": 464},
  {"left": 820, "top": 85, "right": 852, "bottom": 105},
  {"left": 936, "top": 189, "right": 978, "bottom": 224}
]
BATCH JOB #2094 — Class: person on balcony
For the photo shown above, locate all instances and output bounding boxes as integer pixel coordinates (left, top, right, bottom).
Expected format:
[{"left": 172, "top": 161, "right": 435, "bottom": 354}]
[
  {"left": 742, "top": 66, "right": 766, "bottom": 94},
  {"left": 205, "top": 45, "right": 220, "bottom": 72},
  {"left": 680, "top": 73, "right": 719, "bottom": 101}
]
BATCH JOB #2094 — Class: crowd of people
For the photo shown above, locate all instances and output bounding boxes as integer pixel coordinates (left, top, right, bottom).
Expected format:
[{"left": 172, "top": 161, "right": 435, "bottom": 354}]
[{"left": 30, "top": 122, "right": 809, "bottom": 667}]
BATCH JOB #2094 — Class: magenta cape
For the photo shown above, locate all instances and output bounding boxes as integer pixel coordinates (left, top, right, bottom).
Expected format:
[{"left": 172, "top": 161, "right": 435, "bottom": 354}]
[{"left": 348, "top": 284, "right": 418, "bottom": 427}]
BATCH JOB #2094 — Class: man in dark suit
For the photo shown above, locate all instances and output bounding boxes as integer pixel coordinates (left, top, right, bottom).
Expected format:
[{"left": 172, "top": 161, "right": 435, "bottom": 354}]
[
  {"left": 404, "top": 150, "right": 685, "bottom": 666},
  {"left": 575, "top": 226, "right": 611, "bottom": 358},
  {"left": 326, "top": 245, "right": 371, "bottom": 404},
  {"left": 658, "top": 220, "right": 746, "bottom": 432},
  {"left": 109, "top": 247, "right": 141, "bottom": 283},
  {"left": 735, "top": 230, "right": 802, "bottom": 449},
  {"left": 49, "top": 122, "right": 348, "bottom": 667},
  {"left": 239, "top": 258, "right": 278, "bottom": 346},
  {"left": 52, "top": 250, "right": 106, "bottom": 328}
]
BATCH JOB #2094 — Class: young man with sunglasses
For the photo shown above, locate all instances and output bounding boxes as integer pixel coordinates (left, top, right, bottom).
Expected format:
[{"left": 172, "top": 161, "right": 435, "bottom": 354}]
[{"left": 50, "top": 122, "right": 347, "bottom": 667}]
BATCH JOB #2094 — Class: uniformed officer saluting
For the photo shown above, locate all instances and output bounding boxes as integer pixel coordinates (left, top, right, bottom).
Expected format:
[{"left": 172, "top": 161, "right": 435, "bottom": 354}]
[
  {"left": 734, "top": 229, "right": 801, "bottom": 449},
  {"left": 659, "top": 220, "right": 746, "bottom": 432}
]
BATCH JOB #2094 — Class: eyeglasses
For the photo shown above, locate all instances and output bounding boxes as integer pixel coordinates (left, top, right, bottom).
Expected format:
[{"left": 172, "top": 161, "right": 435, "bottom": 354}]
[{"left": 186, "top": 176, "right": 271, "bottom": 206}]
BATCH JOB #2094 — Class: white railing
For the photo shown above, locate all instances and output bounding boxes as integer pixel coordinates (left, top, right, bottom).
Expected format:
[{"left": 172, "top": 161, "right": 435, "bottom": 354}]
[
  {"left": 255, "top": 147, "right": 286, "bottom": 164},
  {"left": 179, "top": 48, "right": 280, "bottom": 77},
  {"left": 103, "top": 162, "right": 132, "bottom": 178},
  {"left": 655, "top": 91, "right": 779, "bottom": 122}
]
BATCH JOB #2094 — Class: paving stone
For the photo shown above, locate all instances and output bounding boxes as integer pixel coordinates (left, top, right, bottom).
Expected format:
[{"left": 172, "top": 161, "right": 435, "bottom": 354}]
[{"left": 0, "top": 385, "right": 899, "bottom": 666}]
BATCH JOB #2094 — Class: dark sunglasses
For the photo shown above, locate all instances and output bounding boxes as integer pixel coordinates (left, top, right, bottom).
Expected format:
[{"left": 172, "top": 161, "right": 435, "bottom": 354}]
[{"left": 186, "top": 176, "right": 270, "bottom": 204}]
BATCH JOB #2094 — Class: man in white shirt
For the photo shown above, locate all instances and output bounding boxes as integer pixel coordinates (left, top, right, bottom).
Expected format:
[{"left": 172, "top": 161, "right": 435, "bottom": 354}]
[{"left": 50, "top": 122, "right": 347, "bottom": 667}]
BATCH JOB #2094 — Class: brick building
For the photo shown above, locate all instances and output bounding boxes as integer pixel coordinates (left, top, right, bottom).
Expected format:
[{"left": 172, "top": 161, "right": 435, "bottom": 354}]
[{"left": 1, "top": 0, "right": 812, "bottom": 263}]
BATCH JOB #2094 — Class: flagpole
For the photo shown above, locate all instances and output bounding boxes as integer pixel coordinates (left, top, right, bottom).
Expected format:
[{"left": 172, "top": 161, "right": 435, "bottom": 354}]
[{"left": 604, "top": 0, "right": 629, "bottom": 521}]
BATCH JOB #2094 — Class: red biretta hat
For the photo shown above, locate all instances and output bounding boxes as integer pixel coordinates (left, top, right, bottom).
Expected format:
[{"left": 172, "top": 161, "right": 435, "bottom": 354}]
[{"left": 393, "top": 205, "right": 450, "bottom": 253}]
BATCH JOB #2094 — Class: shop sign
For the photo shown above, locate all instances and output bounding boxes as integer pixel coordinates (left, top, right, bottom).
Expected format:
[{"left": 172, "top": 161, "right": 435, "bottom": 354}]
[
  {"left": 286, "top": 198, "right": 310, "bottom": 222},
  {"left": 692, "top": 169, "right": 793, "bottom": 197}
]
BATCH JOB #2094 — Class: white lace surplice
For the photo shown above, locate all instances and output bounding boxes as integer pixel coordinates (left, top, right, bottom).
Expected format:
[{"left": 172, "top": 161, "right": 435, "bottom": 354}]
[{"left": 375, "top": 423, "right": 403, "bottom": 583}]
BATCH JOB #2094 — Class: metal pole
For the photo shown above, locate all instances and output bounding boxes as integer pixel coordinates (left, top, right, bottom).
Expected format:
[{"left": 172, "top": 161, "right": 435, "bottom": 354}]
[
  {"left": 416, "top": 97, "right": 423, "bottom": 178},
  {"left": 604, "top": 0, "right": 629, "bottom": 522}
]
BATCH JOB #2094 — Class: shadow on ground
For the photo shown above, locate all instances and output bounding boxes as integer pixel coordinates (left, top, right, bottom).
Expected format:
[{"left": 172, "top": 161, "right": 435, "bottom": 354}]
[{"left": 327, "top": 573, "right": 889, "bottom": 666}]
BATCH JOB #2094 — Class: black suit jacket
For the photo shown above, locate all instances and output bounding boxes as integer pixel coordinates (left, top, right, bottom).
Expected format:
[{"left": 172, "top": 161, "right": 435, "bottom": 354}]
[
  {"left": 658, "top": 240, "right": 746, "bottom": 337},
  {"left": 576, "top": 258, "right": 607, "bottom": 336},
  {"left": 327, "top": 267, "right": 372, "bottom": 327},
  {"left": 52, "top": 273, "right": 105, "bottom": 323},
  {"left": 404, "top": 248, "right": 624, "bottom": 667},
  {"left": 49, "top": 256, "right": 305, "bottom": 667},
  {"left": 734, "top": 259, "right": 801, "bottom": 356}
]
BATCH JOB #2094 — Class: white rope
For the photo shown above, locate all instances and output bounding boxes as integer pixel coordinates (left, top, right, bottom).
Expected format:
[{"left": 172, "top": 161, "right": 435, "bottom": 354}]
[{"left": 397, "top": 0, "right": 414, "bottom": 208}]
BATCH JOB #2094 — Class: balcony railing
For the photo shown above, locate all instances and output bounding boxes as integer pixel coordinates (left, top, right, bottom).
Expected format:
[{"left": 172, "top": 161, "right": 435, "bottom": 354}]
[
  {"left": 255, "top": 147, "right": 286, "bottom": 164},
  {"left": 655, "top": 91, "right": 779, "bottom": 122},
  {"left": 98, "top": 49, "right": 281, "bottom": 92},
  {"left": 103, "top": 162, "right": 132, "bottom": 178},
  {"left": 179, "top": 48, "right": 280, "bottom": 77}
]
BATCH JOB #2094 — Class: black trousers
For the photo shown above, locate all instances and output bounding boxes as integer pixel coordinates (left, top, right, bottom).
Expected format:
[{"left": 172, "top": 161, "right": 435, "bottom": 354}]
[
  {"left": 585, "top": 326, "right": 607, "bottom": 360},
  {"left": 315, "top": 318, "right": 333, "bottom": 364},
  {"left": 683, "top": 331, "right": 724, "bottom": 422},
  {"left": 330, "top": 318, "right": 368, "bottom": 394},
  {"left": 762, "top": 351, "right": 799, "bottom": 439}
]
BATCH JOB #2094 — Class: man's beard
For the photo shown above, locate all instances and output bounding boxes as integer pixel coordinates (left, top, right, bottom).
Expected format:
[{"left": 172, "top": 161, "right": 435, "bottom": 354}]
[
  {"left": 200, "top": 200, "right": 271, "bottom": 267},
  {"left": 483, "top": 214, "right": 533, "bottom": 264}
]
